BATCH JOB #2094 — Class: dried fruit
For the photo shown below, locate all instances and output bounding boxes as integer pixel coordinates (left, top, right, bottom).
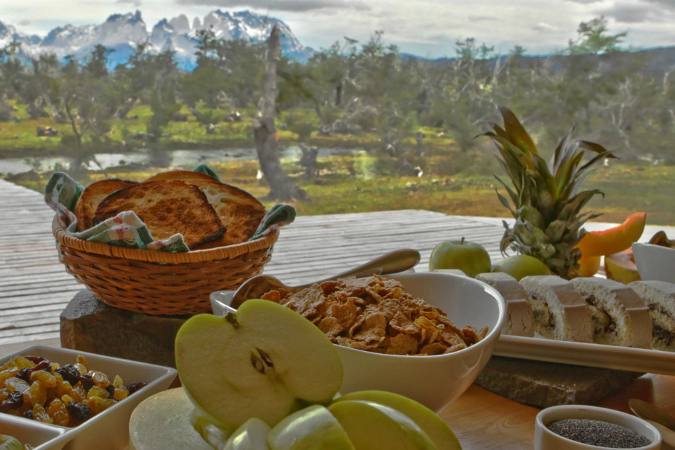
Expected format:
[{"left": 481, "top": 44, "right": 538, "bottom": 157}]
[
  {"left": 47, "top": 399, "right": 70, "bottom": 426},
  {"left": 0, "top": 354, "right": 144, "bottom": 427},
  {"left": 67, "top": 402, "right": 92, "bottom": 422}
]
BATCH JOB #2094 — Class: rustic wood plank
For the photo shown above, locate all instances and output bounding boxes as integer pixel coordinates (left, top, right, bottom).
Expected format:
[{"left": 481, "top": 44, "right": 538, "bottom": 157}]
[{"left": 0, "top": 179, "right": 508, "bottom": 344}]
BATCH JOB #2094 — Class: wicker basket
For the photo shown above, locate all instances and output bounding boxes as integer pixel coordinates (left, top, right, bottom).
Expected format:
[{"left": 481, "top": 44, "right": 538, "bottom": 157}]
[{"left": 53, "top": 216, "right": 279, "bottom": 316}]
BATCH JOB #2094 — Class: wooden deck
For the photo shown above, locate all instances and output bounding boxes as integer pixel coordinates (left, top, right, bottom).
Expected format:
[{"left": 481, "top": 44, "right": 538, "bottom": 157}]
[
  {"left": 0, "top": 179, "right": 510, "bottom": 345},
  {"left": 2, "top": 178, "right": 673, "bottom": 346}
]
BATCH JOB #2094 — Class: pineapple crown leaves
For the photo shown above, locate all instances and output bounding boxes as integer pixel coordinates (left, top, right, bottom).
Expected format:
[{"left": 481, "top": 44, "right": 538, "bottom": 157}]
[{"left": 482, "top": 107, "right": 617, "bottom": 223}]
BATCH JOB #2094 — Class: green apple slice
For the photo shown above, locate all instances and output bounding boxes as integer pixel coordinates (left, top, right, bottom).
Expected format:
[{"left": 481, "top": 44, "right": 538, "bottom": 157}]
[
  {"left": 129, "top": 388, "right": 212, "bottom": 450},
  {"left": 329, "top": 400, "right": 438, "bottom": 450},
  {"left": 191, "top": 407, "right": 230, "bottom": 449},
  {"left": 175, "top": 300, "right": 343, "bottom": 430},
  {"left": 0, "top": 435, "right": 25, "bottom": 450},
  {"left": 223, "top": 417, "right": 270, "bottom": 450},
  {"left": 335, "top": 391, "right": 461, "bottom": 450},
  {"left": 267, "top": 405, "right": 354, "bottom": 450}
]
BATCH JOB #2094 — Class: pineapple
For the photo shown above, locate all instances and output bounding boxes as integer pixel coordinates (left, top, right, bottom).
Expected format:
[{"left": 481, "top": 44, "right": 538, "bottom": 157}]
[{"left": 482, "top": 108, "right": 616, "bottom": 279}]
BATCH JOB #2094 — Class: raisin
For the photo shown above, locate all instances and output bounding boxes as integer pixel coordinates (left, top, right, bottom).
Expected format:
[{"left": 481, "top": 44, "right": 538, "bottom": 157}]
[
  {"left": 105, "top": 385, "right": 115, "bottom": 396},
  {"left": 67, "top": 402, "right": 92, "bottom": 422},
  {"left": 23, "top": 409, "right": 33, "bottom": 419},
  {"left": 16, "top": 368, "right": 31, "bottom": 382},
  {"left": 33, "top": 360, "right": 50, "bottom": 372},
  {"left": 79, "top": 374, "right": 94, "bottom": 391},
  {"left": 56, "top": 365, "right": 80, "bottom": 385},
  {"left": 0, "top": 391, "right": 23, "bottom": 411},
  {"left": 126, "top": 382, "right": 146, "bottom": 395},
  {"left": 17, "top": 361, "right": 50, "bottom": 382},
  {"left": 25, "top": 356, "right": 46, "bottom": 365}
]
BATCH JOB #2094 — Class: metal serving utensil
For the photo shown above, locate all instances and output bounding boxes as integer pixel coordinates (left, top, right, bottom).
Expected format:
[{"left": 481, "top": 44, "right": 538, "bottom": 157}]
[{"left": 229, "top": 248, "right": 421, "bottom": 309}]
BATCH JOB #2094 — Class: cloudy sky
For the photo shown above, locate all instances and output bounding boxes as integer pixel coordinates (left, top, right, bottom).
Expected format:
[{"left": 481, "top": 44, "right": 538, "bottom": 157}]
[{"left": 2, "top": 0, "right": 674, "bottom": 57}]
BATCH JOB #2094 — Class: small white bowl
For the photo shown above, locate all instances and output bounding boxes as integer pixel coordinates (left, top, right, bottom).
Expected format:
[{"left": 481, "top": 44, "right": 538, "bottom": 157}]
[
  {"left": 0, "top": 345, "right": 177, "bottom": 450},
  {"left": 211, "top": 272, "right": 506, "bottom": 411},
  {"left": 535, "top": 405, "right": 662, "bottom": 450},
  {"left": 633, "top": 243, "right": 675, "bottom": 283}
]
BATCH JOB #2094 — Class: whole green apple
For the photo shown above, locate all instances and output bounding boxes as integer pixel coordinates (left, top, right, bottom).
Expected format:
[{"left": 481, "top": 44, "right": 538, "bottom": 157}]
[
  {"left": 429, "top": 238, "right": 491, "bottom": 277},
  {"left": 492, "top": 255, "right": 551, "bottom": 280}
]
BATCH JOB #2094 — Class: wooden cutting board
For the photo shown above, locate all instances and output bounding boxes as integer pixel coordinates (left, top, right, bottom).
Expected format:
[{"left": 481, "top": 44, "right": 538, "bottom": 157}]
[{"left": 476, "top": 356, "right": 641, "bottom": 408}]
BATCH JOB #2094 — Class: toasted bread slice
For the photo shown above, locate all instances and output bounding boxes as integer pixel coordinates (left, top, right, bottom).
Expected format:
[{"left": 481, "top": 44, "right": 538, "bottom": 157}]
[
  {"left": 93, "top": 180, "right": 224, "bottom": 248},
  {"left": 75, "top": 179, "right": 137, "bottom": 231},
  {"left": 146, "top": 171, "right": 265, "bottom": 246}
]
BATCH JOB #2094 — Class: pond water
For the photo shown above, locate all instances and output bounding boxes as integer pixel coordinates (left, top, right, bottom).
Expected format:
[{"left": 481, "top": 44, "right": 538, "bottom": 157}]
[{"left": 0, "top": 146, "right": 365, "bottom": 175}]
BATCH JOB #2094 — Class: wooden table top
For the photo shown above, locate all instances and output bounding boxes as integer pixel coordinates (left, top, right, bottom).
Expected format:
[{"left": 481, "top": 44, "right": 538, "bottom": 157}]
[
  {"left": 2, "top": 178, "right": 675, "bottom": 449},
  {"left": 2, "top": 338, "right": 673, "bottom": 449}
]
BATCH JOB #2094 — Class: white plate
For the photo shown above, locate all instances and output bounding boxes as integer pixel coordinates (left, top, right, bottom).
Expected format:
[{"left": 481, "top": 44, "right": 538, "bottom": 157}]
[
  {"left": 495, "top": 335, "right": 675, "bottom": 374},
  {"left": 0, "top": 345, "right": 177, "bottom": 450}
]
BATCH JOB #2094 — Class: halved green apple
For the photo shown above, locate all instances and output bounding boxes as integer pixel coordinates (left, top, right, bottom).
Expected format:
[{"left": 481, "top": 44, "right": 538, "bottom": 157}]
[
  {"left": 175, "top": 300, "right": 343, "bottom": 431},
  {"left": 129, "top": 388, "right": 212, "bottom": 450},
  {"left": 329, "top": 400, "right": 438, "bottom": 450},
  {"left": 336, "top": 391, "right": 461, "bottom": 450},
  {"left": 224, "top": 417, "right": 271, "bottom": 450},
  {"left": 267, "top": 405, "right": 354, "bottom": 450}
]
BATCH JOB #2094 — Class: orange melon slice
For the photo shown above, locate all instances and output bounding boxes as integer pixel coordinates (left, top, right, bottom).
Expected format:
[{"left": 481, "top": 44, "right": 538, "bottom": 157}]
[{"left": 577, "top": 212, "right": 647, "bottom": 257}]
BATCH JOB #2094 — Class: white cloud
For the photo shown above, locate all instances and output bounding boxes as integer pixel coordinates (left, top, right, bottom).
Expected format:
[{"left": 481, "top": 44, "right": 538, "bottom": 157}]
[{"left": 533, "top": 22, "right": 558, "bottom": 31}]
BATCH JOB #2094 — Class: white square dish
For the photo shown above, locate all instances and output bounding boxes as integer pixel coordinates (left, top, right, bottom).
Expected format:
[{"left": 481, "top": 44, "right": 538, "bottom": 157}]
[
  {"left": 0, "top": 345, "right": 177, "bottom": 450},
  {"left": 0, "top": 413, "right": 69, "bottom": 450}
]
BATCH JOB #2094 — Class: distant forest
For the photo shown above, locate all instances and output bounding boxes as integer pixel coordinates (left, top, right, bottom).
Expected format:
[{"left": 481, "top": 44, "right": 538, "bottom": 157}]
[{"left": 1, "top": 16, "right": 674, "bottom": 163}]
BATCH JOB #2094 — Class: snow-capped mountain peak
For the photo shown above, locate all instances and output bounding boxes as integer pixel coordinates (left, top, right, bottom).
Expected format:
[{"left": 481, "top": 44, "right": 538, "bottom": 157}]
[{"left": 0, "top": 9, "right": 312, "bottom": 70}]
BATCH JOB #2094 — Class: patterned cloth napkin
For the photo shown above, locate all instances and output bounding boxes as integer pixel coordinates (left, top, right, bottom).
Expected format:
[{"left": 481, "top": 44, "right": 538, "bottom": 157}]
[{"left": 44, "top": 165, "right": 295, "bottom": 253}]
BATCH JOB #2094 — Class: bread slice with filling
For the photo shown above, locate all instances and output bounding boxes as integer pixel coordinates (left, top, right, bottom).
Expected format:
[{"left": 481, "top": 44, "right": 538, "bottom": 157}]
[
  {"left": 146, "top": 170, "right": 265, "bottom": 246},
  {"left": 630, "top": 280, "right": 675, "bottom": 351},
  {"left": 476, "top": 272, "right": 534, "bottom": 336},
  {"left": 93, "top": 180, "right": 224, "bottom": 248},
  {"left": 571, "top": 277, "right": 652, "bottom": 348},
  {"left": 75, "top": 179, "right": 137, "bottom": 230},
  {"left": 520, "top": 275, "right": 593, "bottom": 342}
]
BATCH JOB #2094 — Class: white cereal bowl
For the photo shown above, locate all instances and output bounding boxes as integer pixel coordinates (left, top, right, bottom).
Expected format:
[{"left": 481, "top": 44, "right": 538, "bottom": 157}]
[
  {"left": 211, "top": 272, "right": 506, "bottom": 411},
  {"left": 535, "top": 405, "right": 662, "bottom": 450},
  {"left": 633, "top": 243, "right": 675, "bottom": 283},
  {"left": 0, "top": 345, "right": 177, "bottom": 450}
]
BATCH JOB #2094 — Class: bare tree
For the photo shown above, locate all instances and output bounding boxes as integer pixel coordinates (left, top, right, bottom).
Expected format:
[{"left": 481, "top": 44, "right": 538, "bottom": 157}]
[{"left": 254, "top": 26, "right": 308, "bottom": 201}]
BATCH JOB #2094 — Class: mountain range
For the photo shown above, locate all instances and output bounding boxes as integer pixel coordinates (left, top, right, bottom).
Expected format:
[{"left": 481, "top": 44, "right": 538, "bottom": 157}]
[{"left": 0, "top": 10, "right": 313, "bottom": 70}]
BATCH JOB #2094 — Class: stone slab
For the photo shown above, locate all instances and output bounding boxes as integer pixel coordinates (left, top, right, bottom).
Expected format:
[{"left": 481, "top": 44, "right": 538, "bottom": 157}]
[
  {"left": 476, "top": 356, "right": 641, "bottom": 408},
  {"left": 60, "top": 290, "right": 189, "bottom": 367}
]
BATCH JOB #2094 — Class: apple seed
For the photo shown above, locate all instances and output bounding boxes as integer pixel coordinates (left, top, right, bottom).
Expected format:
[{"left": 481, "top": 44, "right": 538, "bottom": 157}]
[
  {"left": 250, "top": 352, "right": 267, "bottom": 374},
  {"left": 256, "top": 348, "right": 274, "bottom": 368}
]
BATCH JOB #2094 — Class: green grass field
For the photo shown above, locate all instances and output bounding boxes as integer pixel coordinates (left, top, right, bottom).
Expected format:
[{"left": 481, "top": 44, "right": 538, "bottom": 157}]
[
  {"left": 9, "top": 153, "right": 675, "bottom": 226},
  {"left": 3, "top": 104, "right": 673, "bottom": 225}
]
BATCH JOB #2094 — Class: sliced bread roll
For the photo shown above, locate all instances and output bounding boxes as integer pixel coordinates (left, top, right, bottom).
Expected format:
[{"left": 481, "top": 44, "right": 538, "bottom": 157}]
[
  {"left": 145, "top": 171, "right": 265, "bottom": 246},
  {"left": 520, "top": 275, "right": 593, "bottom": 342},
  {"left": 630, "top": 280, "right": 675, "bottom": 351},
  {"left": 75, "top": 179, "right": 137, "bottom": 230},
  {"left": 476, "top": 272, "right": 534, "bottom": 336},
  {"left": 571, "top": 277, "right": 652, "bottom": 348},
  {"left": 93, "top": 180, "right": 224, "bottom": 248}
]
